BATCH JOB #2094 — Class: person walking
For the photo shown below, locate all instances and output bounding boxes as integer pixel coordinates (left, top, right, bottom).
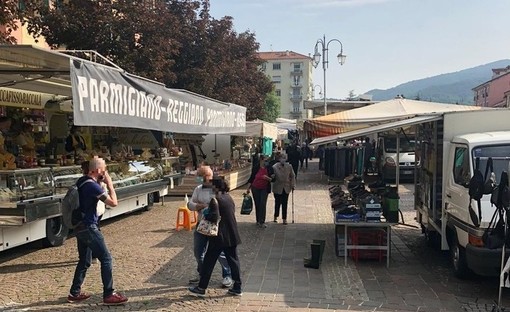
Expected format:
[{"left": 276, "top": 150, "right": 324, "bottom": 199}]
[
  {"left": 187, "top": 166, "right": 232, "bottom": 288},
  {"left": 272, "top": 154, "right": 296, "bottom": 225},
  {"left": 246, "top": 155, "right": 273, "bottom": 228},
  {"left": 189, "top": 176, "right": 243, "bottom": 297},
  {"left": 286, "top": 143, "right": 301, "bottom": 178},
  {"left": 67, "top": 156, "right": 128, "bottom": 305}
]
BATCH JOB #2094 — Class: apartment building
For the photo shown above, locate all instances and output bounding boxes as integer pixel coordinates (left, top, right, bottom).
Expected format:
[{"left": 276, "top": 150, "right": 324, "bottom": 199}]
[
  {"left": 473, "top": 66, "right": 510, "bottom": 107},
  {"left": 258, "top": 51, "right": 313, "bottom": 120}
]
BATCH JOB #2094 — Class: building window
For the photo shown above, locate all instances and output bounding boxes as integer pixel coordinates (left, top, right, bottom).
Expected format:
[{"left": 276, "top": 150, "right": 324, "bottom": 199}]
[
  {"left": 261, "top": 62, "right": 266, "bottom": 71},
  {"left": 272, "top": 76, "right": 281, "bottom": 83},
  {"left": 273, "top": 63, "right": 281, "bottom": 70},
  {"left": 293, "top": 104, "right": 300, "bottom": 112},
  {"left": 275, "top": 89, "right": 281, "bottom": 96},
  {"left": 293, "top": 63, "right": 302, "bottom": 71},
  {"left": 293, "top": 76, "right": 301, "bottom": 86}
]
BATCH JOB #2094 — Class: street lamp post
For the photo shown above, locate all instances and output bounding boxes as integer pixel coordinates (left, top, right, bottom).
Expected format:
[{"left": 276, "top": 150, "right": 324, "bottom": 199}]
[
  {"left": 312, "top": 34, "right": 346, "bottom": 116},
  {"left": 312, "top": 84, "right": 323, "bottom": 100}
]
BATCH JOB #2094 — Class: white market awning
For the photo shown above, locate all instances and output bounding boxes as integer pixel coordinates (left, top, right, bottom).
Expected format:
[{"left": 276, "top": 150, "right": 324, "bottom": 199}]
[
  {"left": 310, "top": 115, "right": 442, "bottom": 145},
  {"left": 233, "top": 120, "right": 278, "bottom": 140},
  {"left": 0, "top": 45, "right": 247, "bottom": 134}
]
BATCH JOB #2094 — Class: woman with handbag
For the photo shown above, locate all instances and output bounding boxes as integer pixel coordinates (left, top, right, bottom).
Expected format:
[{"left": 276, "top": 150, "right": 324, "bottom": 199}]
[
  {"left": 187, "top": 166, "right": 232, "bottom": 288},
  {"left": 189, "top": 176, "right": 243, "bottom": 297},
  {"left": 246, "top": 155, "right": 273, "bottom": 228}
]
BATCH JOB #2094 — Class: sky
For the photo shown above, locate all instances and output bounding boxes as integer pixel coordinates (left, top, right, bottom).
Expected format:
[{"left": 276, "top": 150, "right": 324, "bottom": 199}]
[{"left": 209, "top": 0, "right": 510, "bottom": 99}]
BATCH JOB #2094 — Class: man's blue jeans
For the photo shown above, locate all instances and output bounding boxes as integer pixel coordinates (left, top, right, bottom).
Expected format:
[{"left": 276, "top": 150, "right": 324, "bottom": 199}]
[
  {"left": 70, "top": 224, "right": 114, "bottom": 298},
  {"left": 193, "top": 230, "right": 231, "bottom": 277}
]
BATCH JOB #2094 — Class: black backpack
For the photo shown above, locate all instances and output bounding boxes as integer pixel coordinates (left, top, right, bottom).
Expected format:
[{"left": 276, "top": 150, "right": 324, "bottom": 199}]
[
  {"left": 62, "top": 179, "right": 94, "bottom": 229},
  {"left": 468, "top": 169, "right": 484, "bottom": 201}
]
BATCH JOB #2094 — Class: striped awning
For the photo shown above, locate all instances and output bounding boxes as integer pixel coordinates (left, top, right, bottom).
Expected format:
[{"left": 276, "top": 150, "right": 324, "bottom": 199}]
[{"left": 303, "top": 98, "right": 483, "bottom": 138}]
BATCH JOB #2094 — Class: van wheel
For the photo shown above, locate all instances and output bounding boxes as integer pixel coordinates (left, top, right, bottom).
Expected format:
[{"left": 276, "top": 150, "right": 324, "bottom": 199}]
[
  {"left": 43, "top": 216, "right": 69, "bottom": 247},
  {"left": 448, "top": 231, "right": 470, "bottom": 278},
  {"left": 145, "top": 192, "right": 155, "bottom": 211}
]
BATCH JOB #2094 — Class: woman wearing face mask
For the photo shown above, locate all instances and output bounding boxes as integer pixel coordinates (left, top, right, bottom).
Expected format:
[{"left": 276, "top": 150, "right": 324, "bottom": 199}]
[
  {"left": 272, "top": 154, "right": 296, "bottom": 224},
  {"left": 246, "top": 155, "right": 274, "bottom": 228},
  {"left": 187, "top": 165, "right": 233, "bottom": 288}
]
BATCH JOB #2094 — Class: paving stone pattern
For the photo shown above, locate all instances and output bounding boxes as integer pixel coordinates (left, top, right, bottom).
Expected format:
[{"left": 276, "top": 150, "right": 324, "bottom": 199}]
[{"left": 0, "top": 159, "right": 508, "bottom": 312}]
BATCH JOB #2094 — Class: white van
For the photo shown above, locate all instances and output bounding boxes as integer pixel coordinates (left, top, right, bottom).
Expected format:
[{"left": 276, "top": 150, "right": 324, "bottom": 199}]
[{"left": 377, "top": 134, "right": 416, "bottom": 181}]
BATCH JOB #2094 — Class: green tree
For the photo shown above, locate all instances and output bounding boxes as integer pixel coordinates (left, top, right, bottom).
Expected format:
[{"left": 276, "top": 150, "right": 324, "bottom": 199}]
[
  {"left": 0, "top": 0, "right": 35, "bottom": 44},
  {"left": 261, "top": 90, "right": 281, "bottom": 123},
  {"left": 24, "top": 0, "right": 272, "bottom": 119},
  {"left": 348, "top": 89, "right": 356, "bottom": 100}
]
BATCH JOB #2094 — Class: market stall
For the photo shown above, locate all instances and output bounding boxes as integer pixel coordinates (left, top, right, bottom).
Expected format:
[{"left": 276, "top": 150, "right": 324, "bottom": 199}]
[
  {"left": 166, "top": 120, "right": 276, "bottom": 196},
  {"left": 304, "top": 98, "right": 482, "bottom": 139},
  {"left": 0, "top": 45, "right": 247, "bottom": 251}
]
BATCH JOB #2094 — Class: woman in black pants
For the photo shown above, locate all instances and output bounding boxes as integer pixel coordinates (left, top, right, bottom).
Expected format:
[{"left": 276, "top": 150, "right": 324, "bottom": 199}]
[
  {"left": 188, "top": 176, "right": 243, "bottom": 297},
  {"left": 271, "top": 154, "right": 296, "bottom": 224}
]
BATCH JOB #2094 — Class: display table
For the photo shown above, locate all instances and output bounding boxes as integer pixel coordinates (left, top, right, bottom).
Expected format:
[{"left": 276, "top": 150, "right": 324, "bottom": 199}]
[{"left": 335, "top": 217, "right": 396, "bottom": 268}]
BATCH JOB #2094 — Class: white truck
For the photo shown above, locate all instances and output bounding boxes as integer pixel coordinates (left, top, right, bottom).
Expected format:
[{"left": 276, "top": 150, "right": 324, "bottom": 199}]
[{"left": 415, "top": 109, "right": 510, "bottom": 277}]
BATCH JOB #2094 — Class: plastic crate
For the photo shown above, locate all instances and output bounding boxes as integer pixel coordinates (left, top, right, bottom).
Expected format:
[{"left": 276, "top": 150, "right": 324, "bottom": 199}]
[{"left": 349, "top": 228, "right": 387, "bottom": 262}]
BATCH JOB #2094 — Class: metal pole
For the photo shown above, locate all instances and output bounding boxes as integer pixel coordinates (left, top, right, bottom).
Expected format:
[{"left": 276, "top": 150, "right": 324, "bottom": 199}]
[{"left": 322, "top": 35, "right": 328, "bottom": 116}]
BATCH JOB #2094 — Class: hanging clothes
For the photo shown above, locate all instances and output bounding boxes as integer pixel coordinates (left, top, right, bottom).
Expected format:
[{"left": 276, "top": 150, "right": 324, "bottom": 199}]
[{"left": 262, "top": 137, "right": 273, "bottom": 156}]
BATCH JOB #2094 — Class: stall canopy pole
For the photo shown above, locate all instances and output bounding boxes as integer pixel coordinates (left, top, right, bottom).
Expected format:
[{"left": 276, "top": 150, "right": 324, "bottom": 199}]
[{"left": 395, "top": 131, "right": 400, "bottom": 191}]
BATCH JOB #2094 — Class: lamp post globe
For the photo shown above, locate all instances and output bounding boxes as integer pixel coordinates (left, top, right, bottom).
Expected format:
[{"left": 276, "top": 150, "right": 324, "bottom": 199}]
[{"left": 312, "top": 35, "right": 346, "bottom": 116}]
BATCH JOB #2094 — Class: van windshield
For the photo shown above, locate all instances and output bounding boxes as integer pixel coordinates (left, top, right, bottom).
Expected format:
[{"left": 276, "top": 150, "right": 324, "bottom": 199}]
[
  {"left": 472, "top": 145, "right": 510, "bottom": 180},
  {"left": 384, "top": 137, "right": 415, "bottom": 153}
]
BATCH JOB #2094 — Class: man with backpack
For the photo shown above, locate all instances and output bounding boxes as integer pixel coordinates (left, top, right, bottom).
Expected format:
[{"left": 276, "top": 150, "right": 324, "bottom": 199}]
[{"left": 67, "top": 156, "right": 128, "bottom": 305}]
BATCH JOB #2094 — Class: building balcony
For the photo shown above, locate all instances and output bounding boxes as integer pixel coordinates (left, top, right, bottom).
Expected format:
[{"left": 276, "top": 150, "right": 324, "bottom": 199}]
[
  {"left": 289, "top": 110, "right": 302, "bottom": 119},
  {"left": 290, "top": 69, "right": 303, "bottom": 76},
  {"left": 291, "top": 82, "right": 302, "bottom": 88},
  {"left": 290, "top": 95, "right": 303, "bottom": 102}
]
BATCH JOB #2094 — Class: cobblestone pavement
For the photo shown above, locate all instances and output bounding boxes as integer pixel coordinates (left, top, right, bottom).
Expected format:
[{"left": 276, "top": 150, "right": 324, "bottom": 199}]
[{"left": 0, "top": 159, "right": 508, "bottom": 312}]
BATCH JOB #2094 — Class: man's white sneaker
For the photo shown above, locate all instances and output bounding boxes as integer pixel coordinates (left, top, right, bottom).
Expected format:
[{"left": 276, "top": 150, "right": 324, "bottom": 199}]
[{"left": 222, "top": 276, "right": 233, "bottom": 288}]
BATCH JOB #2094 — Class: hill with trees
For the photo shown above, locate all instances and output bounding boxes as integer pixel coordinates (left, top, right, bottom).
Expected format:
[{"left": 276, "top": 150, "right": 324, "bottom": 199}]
[{"left": 366, "top": 60, "right": 510, "bottom": 104}]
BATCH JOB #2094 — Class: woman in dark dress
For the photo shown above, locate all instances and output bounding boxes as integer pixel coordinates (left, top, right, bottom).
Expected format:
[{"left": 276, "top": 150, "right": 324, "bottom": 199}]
[
  {"left": 246, "top": 154, "right": 273, "bottom": 228},
  {"left": 188, "top": 176, "right": 243, "bottom": 297}
]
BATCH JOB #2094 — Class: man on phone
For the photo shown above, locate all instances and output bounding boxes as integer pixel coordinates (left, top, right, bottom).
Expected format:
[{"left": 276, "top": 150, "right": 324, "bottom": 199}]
[{"left": 67, "top": 156, "right": 128, "bottom": 305}]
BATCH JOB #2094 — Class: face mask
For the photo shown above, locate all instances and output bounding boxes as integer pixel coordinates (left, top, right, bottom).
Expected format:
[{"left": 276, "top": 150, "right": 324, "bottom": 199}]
[{"left": 195, "top": 176, "right": 204, "bottom": 184}]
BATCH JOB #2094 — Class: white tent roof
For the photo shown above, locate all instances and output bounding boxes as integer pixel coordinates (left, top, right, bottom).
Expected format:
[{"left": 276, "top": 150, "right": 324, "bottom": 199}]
[
  {"left": 233, "top": 120, "right": 278, "bottom": 140},
  {"left": 310, "top": 115, "right": 442, "bottom": 145},
  {"left": 304, "top": 98, "right": 484, "bottom": 137}
]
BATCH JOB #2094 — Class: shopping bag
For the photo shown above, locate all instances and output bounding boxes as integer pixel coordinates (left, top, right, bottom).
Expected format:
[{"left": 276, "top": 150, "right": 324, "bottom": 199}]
[
  {"left": 196, "top": 217, "right": 221, "bottom": 236},
  {"left": 240, "top": 193, "right": 253, "bottom": 215}
]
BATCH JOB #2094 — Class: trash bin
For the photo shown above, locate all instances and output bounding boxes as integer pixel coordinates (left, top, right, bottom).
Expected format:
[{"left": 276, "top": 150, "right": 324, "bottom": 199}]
[{"left": 383, "top": 187, "right": 399, "bottom": 223}]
